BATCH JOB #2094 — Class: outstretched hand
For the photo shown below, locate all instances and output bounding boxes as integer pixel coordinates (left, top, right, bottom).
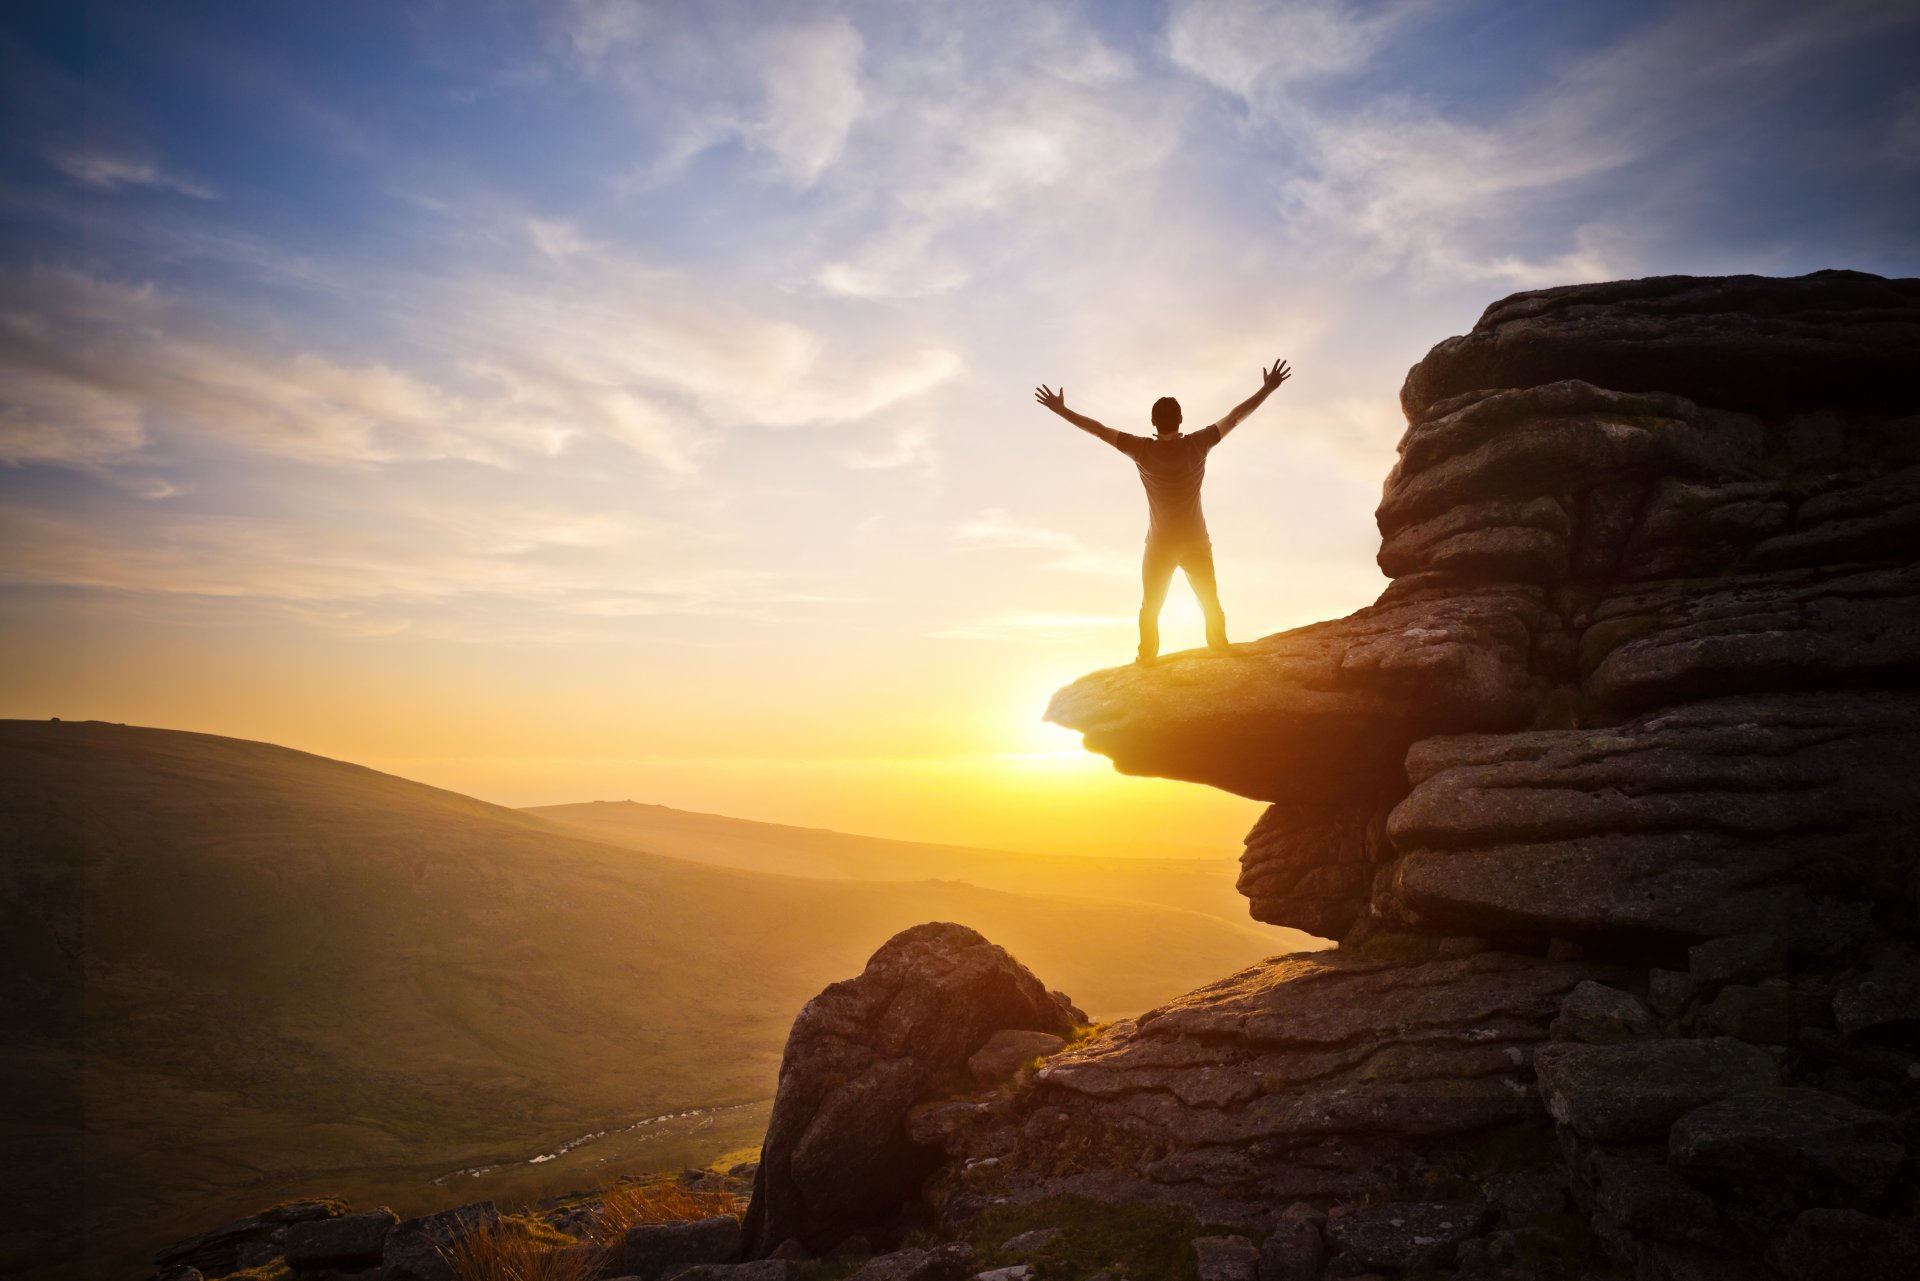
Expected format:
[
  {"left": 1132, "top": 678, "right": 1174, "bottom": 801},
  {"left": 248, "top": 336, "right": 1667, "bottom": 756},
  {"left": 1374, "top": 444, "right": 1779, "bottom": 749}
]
[
  {"left": 1262, "top": 358, "right": 1292, "bottom": 391},
  {"left": 1034, "top": 384, "right": 1066, "bottom": 414}
]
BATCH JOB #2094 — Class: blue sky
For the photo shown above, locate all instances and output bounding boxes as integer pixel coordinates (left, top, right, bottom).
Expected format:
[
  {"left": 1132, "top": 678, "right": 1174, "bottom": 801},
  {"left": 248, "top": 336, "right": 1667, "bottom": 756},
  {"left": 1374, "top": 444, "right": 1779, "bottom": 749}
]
[{"left": 2, "top": 0, "right": 1916, "bottom": 851}]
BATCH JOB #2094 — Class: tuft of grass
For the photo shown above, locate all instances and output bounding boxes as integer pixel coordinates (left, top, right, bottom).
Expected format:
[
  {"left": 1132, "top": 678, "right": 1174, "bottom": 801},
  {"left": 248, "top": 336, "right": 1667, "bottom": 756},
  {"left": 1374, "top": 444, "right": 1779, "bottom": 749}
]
[
  {"left": 441, "top": 1218, "right": 607, "bottom": 1281},
  {"left": 221, "top": 1263, "right": 290, "bottom": 1281},
  {"left": 592, "top": 1178, "right": 743, "bottom": 1241},
  {"left": 970, "top": 1195, "right": 1204, "bottom": 1281}
]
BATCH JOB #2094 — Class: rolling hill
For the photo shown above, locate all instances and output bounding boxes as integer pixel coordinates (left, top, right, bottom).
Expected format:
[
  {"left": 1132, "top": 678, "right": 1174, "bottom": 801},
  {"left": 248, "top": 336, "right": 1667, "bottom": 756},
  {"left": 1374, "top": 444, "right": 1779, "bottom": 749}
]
[
  {"left": 0, "top": 720, "right": 1304, "bottom": 1279},
  {"left": 524, "top": 799, "right": 1282, "bottom": 930}
]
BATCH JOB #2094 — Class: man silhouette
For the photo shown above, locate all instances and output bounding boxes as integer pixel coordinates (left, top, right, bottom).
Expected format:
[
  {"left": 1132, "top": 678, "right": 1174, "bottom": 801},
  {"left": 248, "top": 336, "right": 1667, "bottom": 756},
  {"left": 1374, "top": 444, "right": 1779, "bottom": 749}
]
[{"left": 1035, "top": 359, "right": 1291, "bottom": 664}]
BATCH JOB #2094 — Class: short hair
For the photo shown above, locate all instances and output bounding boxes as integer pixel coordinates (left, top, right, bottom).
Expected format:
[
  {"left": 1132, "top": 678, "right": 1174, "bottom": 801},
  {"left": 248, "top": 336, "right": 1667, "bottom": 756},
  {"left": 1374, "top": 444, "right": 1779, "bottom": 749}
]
[{"left": 1151, "top": 396, "right": 1182, "bottom": 431}]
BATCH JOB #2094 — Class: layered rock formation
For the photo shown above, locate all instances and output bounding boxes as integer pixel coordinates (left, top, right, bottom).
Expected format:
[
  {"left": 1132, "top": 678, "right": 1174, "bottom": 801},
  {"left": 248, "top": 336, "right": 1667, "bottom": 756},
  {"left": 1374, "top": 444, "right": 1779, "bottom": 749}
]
[
  {"left": 1049, "top": 269, "right": 1920, "bottom": 949},
  {"left": 706, "top": 273, "right": 1920, "bottom": 1270},
  {"left": 962, "top": 269, "right": 1917, "bottom": 1278}
]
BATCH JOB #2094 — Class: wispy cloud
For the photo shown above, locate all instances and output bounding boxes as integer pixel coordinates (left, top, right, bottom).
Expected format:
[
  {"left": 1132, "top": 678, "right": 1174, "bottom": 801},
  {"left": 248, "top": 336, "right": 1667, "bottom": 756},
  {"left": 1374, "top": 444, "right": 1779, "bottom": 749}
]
[
  {"left": 1166, "top": 0, "right": 1920, "bottom": 284},
  {"left": 555, "top": 4, "right": 866, "bottom": 188},
  {"left": 954, "top": 508, "right": 1130, "bottom": 577},
  {"left": 1167, "top": 0, "right": 1407, "bottom": 98},
  {"left": 837, "top": 421, "right": 937, "bottom": 472},
  {"left": 0, "top": 242, "right": 963, "bottom": 480},
  {"left": 51, "top": 150, "right": 217, "bottom": 198},
  {"left": 525, "top": 216, "right": 593, "bottom": 262}
]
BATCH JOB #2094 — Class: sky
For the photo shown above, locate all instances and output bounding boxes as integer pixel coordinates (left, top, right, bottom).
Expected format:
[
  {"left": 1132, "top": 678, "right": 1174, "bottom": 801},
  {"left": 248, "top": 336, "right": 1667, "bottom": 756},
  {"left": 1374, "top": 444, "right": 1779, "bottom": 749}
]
[{"left": 2, "top": 0, "right": 1917, "bottom": 858}]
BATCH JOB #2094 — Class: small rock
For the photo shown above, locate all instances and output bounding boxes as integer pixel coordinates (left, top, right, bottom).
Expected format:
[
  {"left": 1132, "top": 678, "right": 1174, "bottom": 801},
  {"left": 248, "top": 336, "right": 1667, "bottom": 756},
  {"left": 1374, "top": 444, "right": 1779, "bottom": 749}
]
[
  {"left": 1258, "top": 1204, "right": 1324, "bottom": 1281},
  {"left": 1769, "top": 1207, "right": 1918, "bottom": 1281},
  {"left": 1632, "top": 1241, "right": 1756, "bottom": 1281},
  {"left": 1648, "top": 968, "right": 1694, "bottom": 1017},
  {"left": 972, "top": 1267, "right": 1032, "bottom": 1281},
  {"left": 1668, "top": 1087, "right": 1906, "bottom": 1199},
  {"left": 667, "top": 1263, "right": 796, "bottom": 1281},
  {"left": 996, "top": 1229, "right": 1059, "bottom": 1257},
  {"left": 1582, "top": 1147, "right": 1736, "bottom": 1249},
  {"left": 848, "top": 1243, "right": 976, "bottom": 1281},
  {"left": 1323, "top": 1201, "right": 1489, "bottom": 1271},
  {"left": 285, "top": 1208, "right": 398, "bottom": 1271},
  {"left": 1551, "top": 981, "right": 1657, "bottom": 1044},
  {"left": 1191, "top": 1234, "right": 1257, "bottom": 1281},
  {"left": 620, "top": 1215, "right": 742, "bottom": 1281},
  {"left": 830, "top": 1234, "right": 875, "bottom": 1261},
  {"left": 968, "top": 1029, "right": 1068, "bottom": 1084},
  {"left": 1533, "top": 1037, "right": 1780, "bottom": 1142},
  {"left": 1696, "top": 984, "right": 1797, "bottom": 1044},
  {"left": 383, "top": 1202, "right": 500, "bottom": 1281},
  {"left": 1688, "top": 934, "right": 1787, "bottom": 986},
  {"left": 1484, "top": 1168, "right": 1568, "bottom": 1215},
  {"left": 1833, "top": 947, "right": 1920, "bottom": 1038}
]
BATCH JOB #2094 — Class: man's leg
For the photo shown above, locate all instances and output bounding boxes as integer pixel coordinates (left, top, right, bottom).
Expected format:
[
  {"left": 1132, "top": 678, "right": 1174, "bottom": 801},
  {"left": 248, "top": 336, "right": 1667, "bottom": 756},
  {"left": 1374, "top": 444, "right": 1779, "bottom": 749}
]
[
  {"left": 1138, "top": 539, "right": 1177, "bottom": 663},
  {"left": 1181, "top": 540, "right": 1230, "bottom": 650}
]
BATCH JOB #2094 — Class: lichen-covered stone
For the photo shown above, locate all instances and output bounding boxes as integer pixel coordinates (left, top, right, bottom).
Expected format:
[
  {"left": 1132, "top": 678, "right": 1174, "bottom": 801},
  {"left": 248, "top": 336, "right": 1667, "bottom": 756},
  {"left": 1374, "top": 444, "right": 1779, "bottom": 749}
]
[
  {"left": 1550, "top": 981, "right": 1657, "bottom": 1045},
  {"left": 1769, "top": 1208, "right": 1918, "bottom": 1281},
  {"left": 1688, "top": 935, "right": 1788, "bottom": 987},
  {"left": 284, "top": 1208, "right": 396, "bottom": 1271},
  {"left": 1322, "top": 1201, "right": 1490, "bottom": 1271},
  {"left": 1533, "top": 1038, "right": 1780, "bottom": 1142},
  {"left": 1256, "top": 1204, "right": 1324, "bottom": 1281},
  {"left": 1189, "top": 1234, "right": 1257, "bottom": 1281},
  {"left": 1668, "top": 1088, "right": 1905, "bottom": 1200}
]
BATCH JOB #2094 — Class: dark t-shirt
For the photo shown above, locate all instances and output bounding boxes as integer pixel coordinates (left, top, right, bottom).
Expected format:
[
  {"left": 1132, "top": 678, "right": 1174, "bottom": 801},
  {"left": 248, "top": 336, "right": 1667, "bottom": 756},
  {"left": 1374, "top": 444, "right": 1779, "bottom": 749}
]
[{"left": 1110, "top": 424, "right": 1222, "bottom": 542}]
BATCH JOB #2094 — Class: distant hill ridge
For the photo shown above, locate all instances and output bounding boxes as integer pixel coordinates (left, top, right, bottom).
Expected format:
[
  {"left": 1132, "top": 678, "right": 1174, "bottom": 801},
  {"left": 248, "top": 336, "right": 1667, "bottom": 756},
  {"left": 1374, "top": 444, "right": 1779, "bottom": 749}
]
[
  {"left": 0, "top": 719, "right": 1303, "bottom": 1280},
  {"left": 525, "top": 798, "right": 1275, "bottom": 927}
]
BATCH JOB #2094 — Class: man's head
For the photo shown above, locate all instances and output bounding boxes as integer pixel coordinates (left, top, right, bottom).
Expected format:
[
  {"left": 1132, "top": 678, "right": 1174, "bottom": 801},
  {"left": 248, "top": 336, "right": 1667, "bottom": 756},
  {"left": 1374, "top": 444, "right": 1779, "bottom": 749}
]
[{"left": 1151, "top": 396, "right": 1182, "bottom": 434}]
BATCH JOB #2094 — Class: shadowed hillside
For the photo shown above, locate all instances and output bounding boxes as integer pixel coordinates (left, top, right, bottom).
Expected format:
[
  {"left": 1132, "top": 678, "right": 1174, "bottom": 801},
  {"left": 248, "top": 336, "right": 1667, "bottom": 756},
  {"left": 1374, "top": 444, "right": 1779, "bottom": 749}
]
[
  {"left": 525, "top": 799, "right": 1291, "bottom": 934},
  {"left": 0, "top": 720, "right": 1300, "bottom": 1280}
]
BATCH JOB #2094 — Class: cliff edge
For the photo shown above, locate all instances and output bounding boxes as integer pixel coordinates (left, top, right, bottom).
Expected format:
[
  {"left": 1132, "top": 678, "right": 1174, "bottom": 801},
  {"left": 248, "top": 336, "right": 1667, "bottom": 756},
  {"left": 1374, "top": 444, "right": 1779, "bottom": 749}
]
[{"left": 1048, "top": 268, "right": 1920, "bottom": 948}]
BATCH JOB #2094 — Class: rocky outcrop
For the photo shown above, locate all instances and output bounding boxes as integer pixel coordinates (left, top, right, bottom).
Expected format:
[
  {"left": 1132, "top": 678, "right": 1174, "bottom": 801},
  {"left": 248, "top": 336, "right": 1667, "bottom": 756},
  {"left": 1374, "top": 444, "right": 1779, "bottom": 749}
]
[
  {"left": 740, "top": 922, "right": 1085, "bottom": 1257},
  {"left": 1048, "top": 269, "right": 1920, "bottom": 948},
  {"left": 149, "top": 1198, "right": 500, "bottom": 1281},
  {"left": 1014, "top": 270, "right": 1920, "bottom": 1278},
  {"left": 909, "top": 947, "right": 1604, "bottom": 1230},
  {"left": 151, "top": 1200, "right": 346, "bottom": 1277},
  {"left": 283, "top": 1208, "right": 398, "bottom": 1271}
]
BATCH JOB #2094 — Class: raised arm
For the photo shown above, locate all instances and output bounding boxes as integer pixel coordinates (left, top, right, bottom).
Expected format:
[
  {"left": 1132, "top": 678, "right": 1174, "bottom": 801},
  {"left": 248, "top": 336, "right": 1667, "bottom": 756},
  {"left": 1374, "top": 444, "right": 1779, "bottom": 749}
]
[
  {"left": 1213, "top": 358, "right": 1291, "bottom": 439},
  {"left": 1035, "top": 384, "right": 1122, "bottom": 447}
]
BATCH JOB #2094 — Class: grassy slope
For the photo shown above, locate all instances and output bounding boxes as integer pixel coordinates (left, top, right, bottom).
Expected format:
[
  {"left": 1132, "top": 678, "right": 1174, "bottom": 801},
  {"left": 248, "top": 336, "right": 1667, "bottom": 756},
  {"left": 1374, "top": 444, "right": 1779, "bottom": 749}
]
[
  {"left": 523, "top": 801, "right": 1295, "bottom": 936},
  {"left": 0, "top": 721, "right": 1291, "bottom": 1279}
]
